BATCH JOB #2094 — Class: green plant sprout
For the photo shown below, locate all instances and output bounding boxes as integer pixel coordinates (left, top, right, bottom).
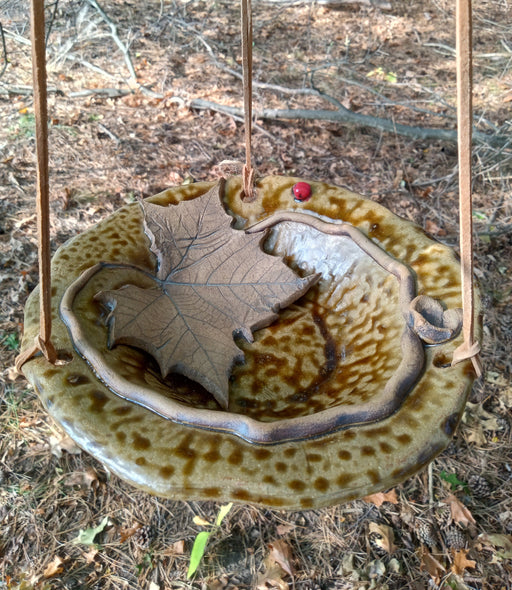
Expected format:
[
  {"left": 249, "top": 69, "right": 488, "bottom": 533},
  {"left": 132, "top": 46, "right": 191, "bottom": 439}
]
[
  {"left": 10, "top": 112, "right": 36, "bottom": 138},
  {"left": 187, "top": 503, "right": 233, "bottom": 579},
  {"left": 439, "top": 470, "right": 469, "bottom": 492},
  {"left": 2, "top": 332, "right": 20, "bottom": 351},
  {"left": 366, "top": 66, "right": 397, "bottom": 84}
]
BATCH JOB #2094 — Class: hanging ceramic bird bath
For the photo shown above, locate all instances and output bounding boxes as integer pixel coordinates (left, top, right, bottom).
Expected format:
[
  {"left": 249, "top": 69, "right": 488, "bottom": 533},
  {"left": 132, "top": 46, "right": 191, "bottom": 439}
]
[
  {"left": 19, "top": 0, "right": 482, "bottom": 510},
  {"left": 20, "top": 175, "right": 480, "bottom": 509}
]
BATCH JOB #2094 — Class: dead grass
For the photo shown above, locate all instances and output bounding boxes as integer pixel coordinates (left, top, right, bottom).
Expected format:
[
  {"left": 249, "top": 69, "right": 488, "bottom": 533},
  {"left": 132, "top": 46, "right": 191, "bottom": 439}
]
[{"left": 1, "top": 0, "right": 512, "bottom": 588}]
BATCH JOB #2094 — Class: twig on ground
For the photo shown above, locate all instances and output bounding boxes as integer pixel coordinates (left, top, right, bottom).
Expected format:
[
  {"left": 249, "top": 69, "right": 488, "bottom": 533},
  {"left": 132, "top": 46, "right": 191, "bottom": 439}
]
[
  {"left": 1, "top": 27, "right": 31, "bottom": 46},
  {"left": 175, "top": 18, "right": 500, "bottom": 139},
  {"left": 423, "top": 42, "right": 457, "bottom": 56},
  {"left": 68, "top": 88, "right": 131, "bottom": 98},
  {"left": 333, "top": 76, "right": 459, "bottom": 122},
  {"left": 80, "top": 0, "right": 162, "bottom": 99},
  {"left": 84, "top": 0, "right": 137, "bottom": 85},
  {"left": 190, "top": 98, "right": 506, "bottom": 147},
  {"left": 309, "top": 57, "right": 500, "bottom": 129},
  {"left": 259, "top": 0, "right": 392, "bottom": 8},
  {"left": 218, "top": 111, "right": 276, "bottom": 139},
  {"left": 477, "top": 224, "right": 512, "bottom": 237},
  {"left": 97, "top": 122, "right": 121, "bottom": 143},
  {"left": 64, "top": 53, "right": 119, "bottom": 81},
  {"left": 0, "top": 23, "right": 7, "bottom": 78},
  {"left": 0, "top": 83, "right": 61, "bottom": 95},
  {"left": 428, "top": 462, "right": 434, "bottom": 506},
  {"left": 308, "top": 64, "right": 480, "bottom": 129},
  {"left": 45, "top": 0, "right": 60, "bottom": 45},
  {"left": 411, "top": 173, "right": 458, "bottom": 187},
  {"left": 473, "top": 135, "right": 512, "bottom": 180}
]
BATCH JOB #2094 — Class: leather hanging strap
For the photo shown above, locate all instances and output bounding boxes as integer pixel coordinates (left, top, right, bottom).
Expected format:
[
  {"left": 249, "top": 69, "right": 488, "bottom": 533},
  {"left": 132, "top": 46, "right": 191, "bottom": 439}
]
[
  {"left": 16, "top": 0, "right": 57, "bottom": 372},
  {"left": 241, "top": 0, "right": 256, "bottom": 201},
  {"left": 452, "top": 0, "right": 482, "bottom": 377}
]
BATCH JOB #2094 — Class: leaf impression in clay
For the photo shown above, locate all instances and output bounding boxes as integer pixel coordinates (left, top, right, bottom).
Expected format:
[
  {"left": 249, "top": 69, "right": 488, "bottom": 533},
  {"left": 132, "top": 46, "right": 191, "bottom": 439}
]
[{"left": 97, "top": 181, "right": 318, "bottom": 409}]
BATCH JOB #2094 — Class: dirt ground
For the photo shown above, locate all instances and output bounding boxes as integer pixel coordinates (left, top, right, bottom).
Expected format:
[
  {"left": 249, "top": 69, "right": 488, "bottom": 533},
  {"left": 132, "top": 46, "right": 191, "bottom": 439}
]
[{"left": 1, "top": 0, "right": 511, "bottom": 588}]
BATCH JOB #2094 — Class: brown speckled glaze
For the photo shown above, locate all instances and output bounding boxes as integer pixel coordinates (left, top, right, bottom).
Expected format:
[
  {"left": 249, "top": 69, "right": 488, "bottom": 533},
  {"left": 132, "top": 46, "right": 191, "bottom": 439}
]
[{"left": 20, "top": 176, "right": 480, "bottom": 509}]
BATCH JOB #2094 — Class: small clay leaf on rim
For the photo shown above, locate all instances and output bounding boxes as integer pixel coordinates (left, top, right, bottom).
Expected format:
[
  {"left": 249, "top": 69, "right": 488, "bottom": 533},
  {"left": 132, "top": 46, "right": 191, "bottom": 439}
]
[{"left": 97, "top": 181, "right": 317, "bottom": 409}]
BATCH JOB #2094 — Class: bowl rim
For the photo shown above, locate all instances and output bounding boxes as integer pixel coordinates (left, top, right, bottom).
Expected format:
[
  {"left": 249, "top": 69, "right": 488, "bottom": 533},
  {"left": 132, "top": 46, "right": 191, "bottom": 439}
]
[{"left": 60, "top": 210, "right": 430, "bottom": 444}]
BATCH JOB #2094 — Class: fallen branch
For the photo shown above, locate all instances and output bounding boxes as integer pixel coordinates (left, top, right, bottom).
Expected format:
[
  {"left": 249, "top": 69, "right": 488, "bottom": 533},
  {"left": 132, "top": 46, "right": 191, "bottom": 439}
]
[
  {"left": 477, "top": 224, "right": 512, "bottom": 238},
  {"left": 176, "top": 17, "right": 502, "bottom": 145},
  {"left": 84, "top": 0, "right": 137, "bottom": 85},
  {"left": 0, "top": 23, "right": 7, "bottom": 78},
  {"left": 64, "top": 53, "right": 119, "bottom": 81},
  {"left": 82, "top": 0, "right": 162, "bottom": 99},
  {"left": 45, "top": 0, "right": 60, "bottom": 45},
  {"left": 68, "top": 88, "right": 132, "bottom": 98},
  {"left": 258, "top": 0, "right": 392, "bottom": 9},
  {"left": 190, "top": 98, "right": 506, "bottom": 147},
  {"left": 0, "top": 83, "right": 61, "bottom": 96}
]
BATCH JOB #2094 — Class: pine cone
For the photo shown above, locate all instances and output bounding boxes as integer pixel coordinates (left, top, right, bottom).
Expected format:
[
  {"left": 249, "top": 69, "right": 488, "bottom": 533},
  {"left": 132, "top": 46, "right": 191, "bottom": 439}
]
[
  {"left": 444, "top": 525, "right": 466, "bottom": 550},
  {"left": 503, "top": 518, "right": 512, "bottom": 535},
  {"left": 368, "top": 531, "right": 389, "bottom": 555},
  {"left": 415, "top": 520, "right": 437, "bottom": 547},
  {"left": 496, "top": 415, "right": 509, "bottom": 434},
  {"left": 468, "top": 474, "right": 492, "bottom": 500},
  {"left": 132, "top": 524, "right": 153, "bottom": 549},
  {"left": 435, "top": 505, "right": 452, "bottom": 530}
]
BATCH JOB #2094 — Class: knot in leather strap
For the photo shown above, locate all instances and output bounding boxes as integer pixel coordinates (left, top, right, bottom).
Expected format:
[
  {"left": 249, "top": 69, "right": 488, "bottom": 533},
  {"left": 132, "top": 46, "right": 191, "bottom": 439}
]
[{"left": 452, "top": 340, "right": 483, "bottom": 377}]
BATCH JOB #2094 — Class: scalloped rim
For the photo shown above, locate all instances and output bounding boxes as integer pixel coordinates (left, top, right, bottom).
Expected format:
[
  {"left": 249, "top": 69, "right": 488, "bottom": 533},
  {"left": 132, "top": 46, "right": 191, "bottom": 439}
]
[{"left": 60, "top": 210, "right": 430, "bottom": 444}]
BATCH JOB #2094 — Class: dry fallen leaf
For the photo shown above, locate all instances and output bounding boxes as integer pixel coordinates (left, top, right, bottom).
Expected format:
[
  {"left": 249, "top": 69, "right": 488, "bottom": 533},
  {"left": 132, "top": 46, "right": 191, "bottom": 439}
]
[
  {"left": 43, "top": 556, "right": 65, "bottom": 578},
  {"left": 172, "top": 539, "right": 185, "bottom": 554},
  {"left": 368, "top": 522, "right": 397, "bottom": 554},
  {"left": 418, "top": 546, "right": 446, "bottom": 584},
  {"left": 119, "top": 523, "right": 142, "bottom": 543},
  {"left": 193, "top": 515, "right": 212, "bottom": 527},
  {"left": 256, "top": 560, "right": 289, "bottom": 590},
  {"left": 255, "top": 540, "right": 296, "bottom": 589},
  {"left": 276, "top": 523, "right": 296, "bottom": 536},
  {"left": 464, "top": 423, "right": 486, "bottom": 446},
  {"left": 425, "top": 219, "right": 446, "bottom": 236},
  {"left": 363, "top": 489, "right": 399, "bottom": 507},
  {"left": 268, "top": 539, "right": 294, "bottom": 578},
  {"left": 82, "top": 547, "right": 99, "bottom": 564},
  {"left": 49, "top": 432, "right": 82, "bottom": 458},
  {"left": 207, "top": 575, "right": 229, "bottom": 590},
  {"left": 4, "top": 365, "right": 20, "bottom": 381},
  {"left": 98, "top": 181, "right": 316, "bottom": 408},
  {"left": 368, "top": 558, "right": 386, "bottom": 579},
  {"left": 464, "top": 402, "right": 503, "bottom": 433},
  {"left": 478, "top": 533, "right": 512, "bottom": 560},
  {"left": 442, "top": 495, "right": 476, "bottom": 527},
  {"left": 63, "top": 468, "right": 99, "bottom": 489},
  {"left": 451, "top": 549, "right": 476, "bottom": 575},
  {"left": 388, "top": 557, "right": 401, "bottom": 574},
  {"left": 392, "top": 168, "right": 404, "bottom": 188},
  {"left": 486, "top": 372, "right": 512, "bottom": 410},
  {"left": 160, "top": 539, "right": 186, "bottom": 556}
]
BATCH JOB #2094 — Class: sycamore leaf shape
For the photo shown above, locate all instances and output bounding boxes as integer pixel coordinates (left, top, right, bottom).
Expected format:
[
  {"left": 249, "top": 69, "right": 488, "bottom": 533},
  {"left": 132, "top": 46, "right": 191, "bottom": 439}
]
[{"left": 97, "top": 182, "right": 317, "bottom": 409}]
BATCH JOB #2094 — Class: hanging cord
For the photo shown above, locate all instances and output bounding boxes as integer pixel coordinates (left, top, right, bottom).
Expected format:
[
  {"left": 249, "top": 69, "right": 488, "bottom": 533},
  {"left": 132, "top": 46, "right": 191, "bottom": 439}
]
[
  {"left": 241, "top": 0, "right": 256, "bottom": 201},
  {"left": 16, "top": 0, "right": 58, "bottom": 372},
  {"left": 451, "top": 0, "right": 482, "bottom": 377}
]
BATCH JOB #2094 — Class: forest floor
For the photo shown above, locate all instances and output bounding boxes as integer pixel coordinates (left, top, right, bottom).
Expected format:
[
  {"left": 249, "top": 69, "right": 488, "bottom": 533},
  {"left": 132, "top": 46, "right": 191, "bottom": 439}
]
[{"left": 1, "top": 0, "right": 512, "bottom": 588}]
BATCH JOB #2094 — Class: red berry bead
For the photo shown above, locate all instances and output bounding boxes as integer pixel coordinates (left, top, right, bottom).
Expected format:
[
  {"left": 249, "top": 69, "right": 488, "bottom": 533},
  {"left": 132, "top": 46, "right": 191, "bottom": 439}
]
[{"left": 292, "top": 182, "right": 312, "bottom": 202}]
